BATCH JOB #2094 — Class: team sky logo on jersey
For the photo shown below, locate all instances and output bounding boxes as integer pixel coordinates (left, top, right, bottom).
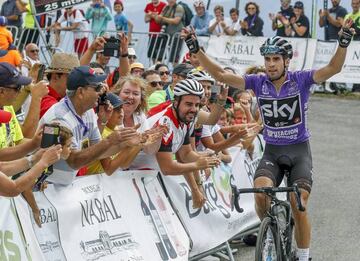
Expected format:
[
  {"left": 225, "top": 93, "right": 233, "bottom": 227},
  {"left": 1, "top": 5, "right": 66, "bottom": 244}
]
[
  {"left": 261, "top": 84, "right": 270, "bottom": 95},
  {"left": 259, "top": 94, "right": 302, "bottom": 128},
  {"left": 288, "top": 81, "right": 299, "bottom": 95}
]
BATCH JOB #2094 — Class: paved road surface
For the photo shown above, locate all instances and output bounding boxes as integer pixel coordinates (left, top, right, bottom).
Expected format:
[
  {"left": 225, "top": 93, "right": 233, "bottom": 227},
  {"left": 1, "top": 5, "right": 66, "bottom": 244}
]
[{"left": 230, "top": 96, "right": 360, "bottom": 261}]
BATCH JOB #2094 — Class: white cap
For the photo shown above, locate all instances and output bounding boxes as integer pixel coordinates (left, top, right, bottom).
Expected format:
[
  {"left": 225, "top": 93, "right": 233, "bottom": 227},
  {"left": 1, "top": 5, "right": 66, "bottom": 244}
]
[
  {"left": 193, "top": 0, "right": 205, "bottom": 7},
  {"left": 128, "top": 48, "right": 136, "bottom": 56}
]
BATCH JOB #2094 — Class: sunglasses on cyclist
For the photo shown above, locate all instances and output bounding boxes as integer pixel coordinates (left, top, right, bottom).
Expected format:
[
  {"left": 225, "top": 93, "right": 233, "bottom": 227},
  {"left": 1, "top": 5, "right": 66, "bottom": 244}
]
[
  {"left": 159, "top": 71, "right": 170, "bottom": 76},
  {"left": 150, "top": 81, "right": 164, "bottom": 88}
]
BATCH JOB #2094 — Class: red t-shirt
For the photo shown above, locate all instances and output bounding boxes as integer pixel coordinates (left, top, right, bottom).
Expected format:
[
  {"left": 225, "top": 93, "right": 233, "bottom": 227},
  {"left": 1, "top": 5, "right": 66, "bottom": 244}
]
[
  {"left": 144, "top": 1, "right": 167, "bottom": 33},
  {"left": 40, "top": 86, "right": 62, "bottom": 118}
]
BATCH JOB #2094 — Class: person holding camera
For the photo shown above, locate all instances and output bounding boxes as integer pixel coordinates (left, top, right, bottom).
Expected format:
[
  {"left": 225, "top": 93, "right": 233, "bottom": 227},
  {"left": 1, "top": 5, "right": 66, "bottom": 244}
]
[
  {"left": 39, "top": 65, "right": 140, "bottom": 185},
  {"left": 85, "top": 0, "right": 112, "bottom": 36}
]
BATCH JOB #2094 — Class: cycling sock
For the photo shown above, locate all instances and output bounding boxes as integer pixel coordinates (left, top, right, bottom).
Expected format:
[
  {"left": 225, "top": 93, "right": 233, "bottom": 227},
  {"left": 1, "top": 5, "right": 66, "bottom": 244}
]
[{"left": 296, "top": 248, "right": 310, "bottom": 261}]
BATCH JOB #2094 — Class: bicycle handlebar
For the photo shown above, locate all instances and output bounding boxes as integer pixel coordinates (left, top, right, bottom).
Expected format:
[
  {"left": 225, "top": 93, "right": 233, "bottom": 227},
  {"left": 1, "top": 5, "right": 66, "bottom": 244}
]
[{"left": 231, "top": 184, "right": 306, "bottom": 213}]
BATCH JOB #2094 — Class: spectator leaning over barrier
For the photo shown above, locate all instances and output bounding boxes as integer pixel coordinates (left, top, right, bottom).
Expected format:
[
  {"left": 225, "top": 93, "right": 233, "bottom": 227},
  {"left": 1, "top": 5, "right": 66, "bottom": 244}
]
[
  {"left": 319, "top": 0, "right": 347, "bottom": 41},
  {"left": 154, "top": 0, "right": 185, "bottom": 65},
  {"left": 345, "top": 0, "right": 360, "bottom": 40},
  {"left": 283, "top": 1, "right": 310, "bottom": 38},
  {"left": 190, "top": 0, "right": 213, "bottom": 36},
  {"left": 0, "top": 144, "right": 62, "bottom": 197},
  {"left": 182, "top": 18, "right": 355, "bottom": 261},
  {"left": 148, "top": 79, "right": 221, "bottom": 208},
  {"left": 240, "top": 2, "right": 264, "bottom": 36},
  {"left": 85, "top": 0, "right": 112, "bottom": 36},
  {"left": 269, "top": 0, "right": 295, "bottom": 37},
  {"left": 0, "top": 0, "right": 22, "bottom": 30},
  {"left": 144, "top": 0, "right": 167, "bottom": 63},
  {"left": 208, "top": 5, "right": 231, "bottom": 36},
  {"left": 39, "top": 65, "right": 140, "bottom": 185},
  {"left": 224, "top": 8, "right": 241, "bottom": 36},
  {"left": 54, "top": 7, "right": 89, "bottom": 58}
]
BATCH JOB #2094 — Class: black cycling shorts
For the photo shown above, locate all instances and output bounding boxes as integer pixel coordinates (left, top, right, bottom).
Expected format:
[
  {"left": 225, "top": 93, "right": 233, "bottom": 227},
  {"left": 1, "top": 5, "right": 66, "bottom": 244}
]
[{"left": 254, "top": 141, "right": 313, "bottom": 193}]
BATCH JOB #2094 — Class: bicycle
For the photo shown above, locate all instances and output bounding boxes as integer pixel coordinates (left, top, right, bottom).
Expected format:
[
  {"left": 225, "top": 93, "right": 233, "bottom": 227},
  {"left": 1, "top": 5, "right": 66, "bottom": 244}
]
[{"left": 231, "top": 183, "right": 305, "bottom": 261}]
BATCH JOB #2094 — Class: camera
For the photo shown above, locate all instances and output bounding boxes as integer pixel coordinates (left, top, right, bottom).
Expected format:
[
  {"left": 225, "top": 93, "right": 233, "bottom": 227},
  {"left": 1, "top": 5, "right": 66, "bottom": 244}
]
[
  {"left": 103, "top": 36, "right": 121, "bottom": 57},
  {"left": 41, "top": 124, "right": 60, "bottom": 148},
  {"left": 96, "top": 92, "right": 108, "bottom": 113}
]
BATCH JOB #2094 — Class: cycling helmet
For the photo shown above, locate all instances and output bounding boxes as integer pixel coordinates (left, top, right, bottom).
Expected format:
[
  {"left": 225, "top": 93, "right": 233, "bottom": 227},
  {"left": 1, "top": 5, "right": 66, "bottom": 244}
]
[
  {"left": 174, "top": 79, "right": 204, "bottom": 97},
  {"left": 260, "top": 36, "right": 293, "bottom": 59},
  {"left": 187, "top": 69, "right": 215, "bottom": 84}
]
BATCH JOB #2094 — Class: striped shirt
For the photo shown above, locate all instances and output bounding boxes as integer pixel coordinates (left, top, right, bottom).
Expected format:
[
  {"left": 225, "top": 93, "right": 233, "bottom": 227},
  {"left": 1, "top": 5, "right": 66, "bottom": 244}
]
[{"left": 39, "top": 96, "right": 101, "bottom": 185}]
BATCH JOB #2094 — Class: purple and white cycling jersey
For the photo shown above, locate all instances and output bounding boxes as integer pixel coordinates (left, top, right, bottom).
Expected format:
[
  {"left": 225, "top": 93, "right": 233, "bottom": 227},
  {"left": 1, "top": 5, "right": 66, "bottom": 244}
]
[{"left": 245, "top": 70, "right": 315, "bottom": 145}]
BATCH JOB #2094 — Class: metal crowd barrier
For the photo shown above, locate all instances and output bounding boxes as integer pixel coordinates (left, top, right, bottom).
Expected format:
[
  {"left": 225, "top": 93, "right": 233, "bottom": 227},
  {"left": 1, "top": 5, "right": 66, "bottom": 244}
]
[{"left": 6, "top": 25, "right": 19, "bottom": 46}]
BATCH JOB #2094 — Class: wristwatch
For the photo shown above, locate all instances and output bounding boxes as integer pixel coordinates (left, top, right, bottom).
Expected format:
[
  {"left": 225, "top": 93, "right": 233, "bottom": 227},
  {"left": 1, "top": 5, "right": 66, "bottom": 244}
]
[{"left": 25, "top": 155, "right": 34, "bottom": 169}]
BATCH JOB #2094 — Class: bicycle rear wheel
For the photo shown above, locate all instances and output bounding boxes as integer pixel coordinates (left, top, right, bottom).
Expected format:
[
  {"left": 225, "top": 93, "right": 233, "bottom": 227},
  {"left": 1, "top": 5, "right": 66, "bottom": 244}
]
[{"left": 255, "top": 217, "right": 282, "bottom": 261}]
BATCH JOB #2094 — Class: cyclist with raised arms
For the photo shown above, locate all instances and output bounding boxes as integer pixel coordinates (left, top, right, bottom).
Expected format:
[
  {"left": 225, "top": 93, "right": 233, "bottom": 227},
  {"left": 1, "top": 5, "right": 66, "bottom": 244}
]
[{"left": 182, "top": 19, "right": 354, "bottom": 261}]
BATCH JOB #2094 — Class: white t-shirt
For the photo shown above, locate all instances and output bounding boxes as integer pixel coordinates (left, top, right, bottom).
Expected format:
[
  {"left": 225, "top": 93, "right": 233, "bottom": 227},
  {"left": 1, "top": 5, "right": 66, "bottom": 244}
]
[
  {"left": 228, "top": 20, "right": 241, "bottom": 34},
  {"left": 57, "top": 9, "right": 88, "bottom": 39},
  {"left": 209, "top": 17, "right": 232, "bottom": 35},
  {"left": 197, "top": 124, "right": 221, "bottom": 152}
]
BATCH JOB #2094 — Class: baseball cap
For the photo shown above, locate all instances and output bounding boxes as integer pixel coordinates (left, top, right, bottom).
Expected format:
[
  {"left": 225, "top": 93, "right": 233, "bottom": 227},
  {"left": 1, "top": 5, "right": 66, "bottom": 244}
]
[
  {"left": 294, "top": 1, "right": 304, "bottom": 9},
  {"left": 193, "top": 0, "right": 205, "bottom": 7},
  {"left": 0, "top": 16, "right": 8, "bottom": 26},
  {"left": 128, "top": 48, "right": 136, "bottom": 56},
  {"left": 0, "top": 62, "right": 32, "bottom": 87},
  {"left": 67, "top": 66, "right": 107, "bottom": 91},
  {"left": 172, "top": 63, "right": 194, "bottom": 77},
  {"left": 106, "top": 92, "right": 124, "bottom": 109},
  {"left": 0, "top": 109, "right": 12, "bottom": 123}
]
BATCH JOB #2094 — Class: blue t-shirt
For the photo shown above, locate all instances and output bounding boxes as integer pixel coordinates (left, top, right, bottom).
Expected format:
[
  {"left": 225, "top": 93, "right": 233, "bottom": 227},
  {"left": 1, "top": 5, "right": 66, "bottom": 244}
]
[
  {"left": 245, "top": 70, "right": 315, "bottom": 146},
  {"left": 114, "top": 13, "right": 128, "bottom": 32}
]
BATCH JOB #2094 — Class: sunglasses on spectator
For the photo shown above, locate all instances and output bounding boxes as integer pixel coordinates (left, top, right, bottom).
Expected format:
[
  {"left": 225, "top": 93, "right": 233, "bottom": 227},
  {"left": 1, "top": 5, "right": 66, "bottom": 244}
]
[
  {"left": 128, "top": 55, "right": 137, "bottom": 59},
  {"left": 1, "top": 85, "right": 22, "bottom": 92},
  {"left": 30, "top": 49, "right": 40, "bottom": 53},
  {"left": 150, "top": 81, "right": 164, "bottom": 88},
  {"left": 87, "top": 84, "right": 103, "bottom": 92},
  {"left": 159, "top": 71, "right": 170, "bottom": 76}
]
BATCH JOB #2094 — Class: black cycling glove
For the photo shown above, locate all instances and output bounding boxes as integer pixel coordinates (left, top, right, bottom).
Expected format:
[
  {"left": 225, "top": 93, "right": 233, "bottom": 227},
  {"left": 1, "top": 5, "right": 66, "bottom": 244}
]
[
  {"left": 185, "top": 34, "right": 200, "bottom": 54},
  {"left": 338, "top": 27, "right": 353, "bottom": 48}
]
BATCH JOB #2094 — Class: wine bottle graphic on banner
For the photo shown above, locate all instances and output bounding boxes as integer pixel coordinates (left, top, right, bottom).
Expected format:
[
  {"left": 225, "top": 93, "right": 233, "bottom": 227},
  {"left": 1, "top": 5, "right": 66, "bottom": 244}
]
[
  {"left": 152, "top": 181, "right": 187, "bottom": 256},
  {"left": 141, "top": 177, "right": 178, "bottom": 259},
  {"left": 132, "top": 179, "right": 169, "bottom": 261}
]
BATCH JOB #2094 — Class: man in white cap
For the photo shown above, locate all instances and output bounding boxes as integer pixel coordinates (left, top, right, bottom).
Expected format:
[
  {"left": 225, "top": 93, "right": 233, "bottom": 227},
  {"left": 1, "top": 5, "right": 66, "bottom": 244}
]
[{"left": 128, "top": 47, "right": 137, "bottom": 65}]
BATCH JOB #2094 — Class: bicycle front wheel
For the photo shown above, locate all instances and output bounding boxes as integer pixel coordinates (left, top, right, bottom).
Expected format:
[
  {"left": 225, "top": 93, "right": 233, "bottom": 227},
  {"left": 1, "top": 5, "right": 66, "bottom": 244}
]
[{"left": 255, "top": 217, "right": 282, "bottom": 261}]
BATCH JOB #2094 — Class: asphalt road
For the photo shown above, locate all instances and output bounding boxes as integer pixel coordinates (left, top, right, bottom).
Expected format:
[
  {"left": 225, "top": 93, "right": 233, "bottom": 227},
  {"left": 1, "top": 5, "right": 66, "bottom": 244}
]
[{"left": 231, "top": 96, "right": 360, "bottom": 261}]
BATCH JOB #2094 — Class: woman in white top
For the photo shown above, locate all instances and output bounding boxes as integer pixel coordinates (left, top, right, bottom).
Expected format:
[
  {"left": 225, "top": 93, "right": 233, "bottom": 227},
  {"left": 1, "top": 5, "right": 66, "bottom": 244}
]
[{"left": 208, "top": 5, "right": 232, "bottom": 36}]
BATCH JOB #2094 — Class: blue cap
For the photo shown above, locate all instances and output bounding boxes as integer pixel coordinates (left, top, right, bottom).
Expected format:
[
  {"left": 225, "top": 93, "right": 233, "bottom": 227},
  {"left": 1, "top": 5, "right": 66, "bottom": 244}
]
[
  {"left": 67, "top": 66, "right": 107, "bottom": 90},
  {"left": 106, "top": 92, "right": 124, "bottom": 109},
  {"left": 0, "top": 62, "right": 32, "bottom": 87},
  {"left": 0, "top": 16, "right": 8, "bottom": 26},
  {"left": 294, "top": 1, "right": 304, "bottom": 9}
]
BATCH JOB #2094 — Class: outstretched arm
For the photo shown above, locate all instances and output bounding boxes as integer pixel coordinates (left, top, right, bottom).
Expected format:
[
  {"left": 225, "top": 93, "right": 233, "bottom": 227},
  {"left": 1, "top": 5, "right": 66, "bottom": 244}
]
[
  {"left": 181, "top": 28, "right": 246, "bottom": 89},
  {"left": 313, "top": 19, "right": 354, "bottom": 83}
]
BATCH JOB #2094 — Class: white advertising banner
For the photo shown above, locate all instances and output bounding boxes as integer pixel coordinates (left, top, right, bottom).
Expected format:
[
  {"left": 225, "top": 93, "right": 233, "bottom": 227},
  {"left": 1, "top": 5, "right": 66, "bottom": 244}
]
[
  {"left": 0, "top": 197, "right": 31, "bottom": 261},
  {"left": 161, "top": 136, "right": 264, "bottom": 257},
  {"left": 327, "top": 41, "right": 360, "bottom": 83},
  {"left": 205, "top": 35, "right": 316, "bottom": 74},
  {"left": 14, "top": 171, "right": 190, "bottom": 261}
]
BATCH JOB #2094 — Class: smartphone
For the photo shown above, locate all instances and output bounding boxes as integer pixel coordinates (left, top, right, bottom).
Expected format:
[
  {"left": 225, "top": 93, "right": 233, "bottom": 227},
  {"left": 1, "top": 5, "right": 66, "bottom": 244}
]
[
  {"left": 41, "top": 124, "right": 60, "bottom": 148},
  {"left": 36, "top": 64, "right": 46, "bottom": 83}
]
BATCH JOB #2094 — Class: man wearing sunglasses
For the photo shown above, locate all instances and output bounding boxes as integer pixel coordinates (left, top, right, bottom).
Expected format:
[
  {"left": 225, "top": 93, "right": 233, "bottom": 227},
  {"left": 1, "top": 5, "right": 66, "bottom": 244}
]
[
  {"left": 143, "top": 70, "right": 165, "bottom": 110},
  {"left": 21, "top": 43, "right": 40, "bottom": 77},
  {"left": 40, "top": 66, "right": 140, "bottom": 186}
]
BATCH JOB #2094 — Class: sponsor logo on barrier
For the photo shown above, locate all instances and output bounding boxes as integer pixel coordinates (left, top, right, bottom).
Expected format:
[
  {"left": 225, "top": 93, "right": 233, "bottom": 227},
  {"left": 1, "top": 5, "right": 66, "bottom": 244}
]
[
  {"left": 244, "top": 154, "right": 261, "bottom": 187},
  {"left": 39, "top": 240, "right": 60, "bottom": 253},
  {"left": 39, "top": 206, "right": 57, "bottom": 224},
  {"left": 79, "top": 231, "right": 143, "bottom": 261},
  {"left": 33, "top": 0, "right": 90, "bottom": 14},
  {"left": 259, "top": 95, "right": 302, "bottom": 128},
  {"left": 0, "top": 230, "right": 21, "bottom": 260},
  {"left": 224, "top": 42, "right": 255, "bottom": 56},
  {"left": 80, "top": 195, "right": 121, "bottom": 227}
]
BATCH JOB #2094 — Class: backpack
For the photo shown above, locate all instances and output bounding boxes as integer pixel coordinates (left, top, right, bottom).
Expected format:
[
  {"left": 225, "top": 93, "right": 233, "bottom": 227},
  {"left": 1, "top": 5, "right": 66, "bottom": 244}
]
[{"left": 178, "top": 1, "right": 193, "bottom": 26}]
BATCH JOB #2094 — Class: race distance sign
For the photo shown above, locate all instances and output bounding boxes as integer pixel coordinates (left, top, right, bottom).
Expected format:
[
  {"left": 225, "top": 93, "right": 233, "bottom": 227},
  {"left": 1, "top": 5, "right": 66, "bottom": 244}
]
[{"left": 32, "top": 0, "right": 90, "bottom": 14}]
